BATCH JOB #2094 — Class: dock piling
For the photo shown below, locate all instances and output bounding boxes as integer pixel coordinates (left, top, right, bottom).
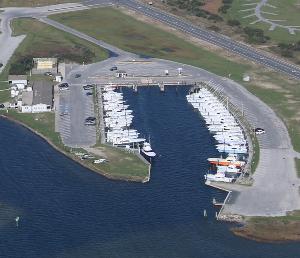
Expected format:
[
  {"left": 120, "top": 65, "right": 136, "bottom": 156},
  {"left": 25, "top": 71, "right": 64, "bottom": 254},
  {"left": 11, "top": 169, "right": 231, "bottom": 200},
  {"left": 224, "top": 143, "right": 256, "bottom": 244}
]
[{"left": 159, "top": 82, "right": 165, "bottom": 92}]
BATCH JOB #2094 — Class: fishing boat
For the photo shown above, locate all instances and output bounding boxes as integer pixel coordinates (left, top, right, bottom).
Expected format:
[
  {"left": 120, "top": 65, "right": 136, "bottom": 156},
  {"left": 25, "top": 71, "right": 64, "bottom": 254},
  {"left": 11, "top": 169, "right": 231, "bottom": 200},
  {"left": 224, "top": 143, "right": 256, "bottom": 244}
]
[
  {"left": 140, "top": 141, "right": 156, "bottom": 162},
  {"left": 204, "top": 172, "right": 234, "bottom": 183},
  {"left": 208, "top": 154, "right": 245, "bottom": 167}
]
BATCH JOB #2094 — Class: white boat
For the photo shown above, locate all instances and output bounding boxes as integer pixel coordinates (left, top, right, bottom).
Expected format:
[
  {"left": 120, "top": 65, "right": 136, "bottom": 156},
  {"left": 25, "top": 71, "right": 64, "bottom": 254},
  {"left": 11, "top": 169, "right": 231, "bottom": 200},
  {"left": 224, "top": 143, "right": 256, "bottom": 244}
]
[
  {"left": 204, "top": 172, "right": 234, "bottom": 183},
  {"left": 140, "top": 142, "right": 156, "bottom": 162},
  {"left": 94, "top": 159, "right": 107, "bottom": 164}
]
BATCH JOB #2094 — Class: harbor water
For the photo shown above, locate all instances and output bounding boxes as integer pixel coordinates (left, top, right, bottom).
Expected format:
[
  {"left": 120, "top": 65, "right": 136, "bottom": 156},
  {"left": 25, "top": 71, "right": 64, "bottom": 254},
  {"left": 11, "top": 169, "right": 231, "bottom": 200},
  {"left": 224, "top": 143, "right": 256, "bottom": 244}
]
[{"left": 0, "top": 86, "right": 299, "bottom": 257}]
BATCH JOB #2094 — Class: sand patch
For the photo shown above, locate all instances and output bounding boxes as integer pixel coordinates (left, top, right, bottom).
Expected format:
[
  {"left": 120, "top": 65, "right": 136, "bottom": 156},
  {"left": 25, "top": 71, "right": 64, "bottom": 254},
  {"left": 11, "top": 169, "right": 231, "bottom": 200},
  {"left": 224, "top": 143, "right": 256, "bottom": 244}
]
[{"left": 202, "top": 0, "right": 223, "bottom": 15}]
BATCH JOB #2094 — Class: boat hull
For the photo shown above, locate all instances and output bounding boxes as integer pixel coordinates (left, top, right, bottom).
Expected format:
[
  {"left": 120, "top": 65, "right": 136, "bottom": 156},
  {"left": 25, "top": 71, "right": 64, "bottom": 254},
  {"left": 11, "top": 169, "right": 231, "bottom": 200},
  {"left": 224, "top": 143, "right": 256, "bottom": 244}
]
[{"left": 140, "top": 150, "right": 156, "bottom": 163}]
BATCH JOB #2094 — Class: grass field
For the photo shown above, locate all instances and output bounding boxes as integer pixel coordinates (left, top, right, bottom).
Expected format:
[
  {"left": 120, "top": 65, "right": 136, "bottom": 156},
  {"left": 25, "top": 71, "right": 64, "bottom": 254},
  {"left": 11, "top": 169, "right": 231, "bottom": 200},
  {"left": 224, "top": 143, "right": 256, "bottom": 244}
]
[
  {"left": 0, "top": 0, "right": 79, "bottom": 7},
  {"left": 225, "top": 0, "right": 300, "bottom": 43},
  {"left": 1, "top": 111, "right": 64, "bottom": 148},
  {"left": 52, "top": 8, "right": 251, "bottom": 81},
  {"left": 296, "top": 158, "right": 300, "bottom": 177},
  {"left": 11, "top": 18, "right": 108, "bottom": 66},
  {"left": 89, "top": 145, "right": 149, "bottom": 181},
  {"left": 232, "top": 211, "right": 300, "bottom": 242}
]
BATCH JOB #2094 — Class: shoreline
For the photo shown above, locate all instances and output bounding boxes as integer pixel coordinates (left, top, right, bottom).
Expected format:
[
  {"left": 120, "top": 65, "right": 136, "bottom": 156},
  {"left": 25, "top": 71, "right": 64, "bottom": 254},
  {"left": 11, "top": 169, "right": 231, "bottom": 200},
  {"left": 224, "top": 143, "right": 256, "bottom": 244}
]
[
  {"left": 230, "top": 217, "right": 300, "bottom": 243},
  {"left": 0, "top": 114, "right": 150, "bottom": 183}
]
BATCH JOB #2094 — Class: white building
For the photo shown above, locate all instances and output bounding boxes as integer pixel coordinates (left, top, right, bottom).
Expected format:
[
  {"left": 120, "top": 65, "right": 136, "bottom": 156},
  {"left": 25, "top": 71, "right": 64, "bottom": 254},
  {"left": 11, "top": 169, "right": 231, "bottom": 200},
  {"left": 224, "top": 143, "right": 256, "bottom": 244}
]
[
  {"left": 33, "top": 58, "right": 57, "bottom": 70},
  {"left": 21, "top": 80, "right": 53, "bottom": 113},
  {"left": 8, "top": 75, "right": 28, "bottom": 90},
  {"left": 115, "top": 70, "right": 127, "bottom": 78}
]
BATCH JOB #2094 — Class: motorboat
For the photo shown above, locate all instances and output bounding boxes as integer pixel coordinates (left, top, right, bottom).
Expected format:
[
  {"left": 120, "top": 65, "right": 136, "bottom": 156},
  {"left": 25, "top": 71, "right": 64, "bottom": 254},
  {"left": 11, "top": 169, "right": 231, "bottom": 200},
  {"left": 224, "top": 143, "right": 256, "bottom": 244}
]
[{"left": 140, "top": 142, "right": 156, "bottom": 162}]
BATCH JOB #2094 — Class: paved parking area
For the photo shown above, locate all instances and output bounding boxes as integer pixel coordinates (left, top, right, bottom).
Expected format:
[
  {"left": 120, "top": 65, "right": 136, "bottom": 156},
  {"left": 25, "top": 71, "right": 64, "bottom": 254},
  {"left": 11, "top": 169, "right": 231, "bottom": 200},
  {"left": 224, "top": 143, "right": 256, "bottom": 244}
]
[{"left": 58, "top": 84, "right": 96, "bottom": 148}]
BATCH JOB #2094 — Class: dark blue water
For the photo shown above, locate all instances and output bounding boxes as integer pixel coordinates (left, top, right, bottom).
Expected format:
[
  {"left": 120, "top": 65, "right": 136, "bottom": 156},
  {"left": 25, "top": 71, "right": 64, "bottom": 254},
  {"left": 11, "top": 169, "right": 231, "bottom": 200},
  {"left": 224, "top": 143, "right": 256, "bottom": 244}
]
[{"left": 0, "top": 86, "right": 299, "bottom": 258}]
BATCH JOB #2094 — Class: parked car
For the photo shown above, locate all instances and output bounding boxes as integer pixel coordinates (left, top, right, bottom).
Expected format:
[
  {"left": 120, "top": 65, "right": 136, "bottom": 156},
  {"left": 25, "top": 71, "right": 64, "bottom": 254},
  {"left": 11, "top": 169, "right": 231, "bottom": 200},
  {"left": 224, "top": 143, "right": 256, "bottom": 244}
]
[
  {"left": 110, "top": 66, "right": 118, "bottom": 71},
  {"left": 75, "top": 74, "right": 81, "bottom": 78},
  {"left": 85, "top": 121, "right": 96, "bottom": 126},
  {"left": 0, "top": 63, "right": 3, "bottom": 68},
  {"left": 0, "top": 103, "right": 5, "bottom": 109},
  {"left": 254, "top": 128, "right": 265, "bottom": 135},
  {"left": 44, "top": 72, "right": 53, "bottom": 76},
  {"left": 60, "top": 111, "right": 68, "bottom": 116},
  {"left": 58, "top": 83, "right": 69, "bottom": 89},
  {"left": 83, "top": 84, "right": 94, "bottom": 90},
  {"left": 85, "top": 117, "right": 96, "bottom": 122},
  {"left": 85, "top": 117, "right": 96, "bottom": 125},
  {"left": 86, "top": 92, "right": 93, "bottom": 96}
]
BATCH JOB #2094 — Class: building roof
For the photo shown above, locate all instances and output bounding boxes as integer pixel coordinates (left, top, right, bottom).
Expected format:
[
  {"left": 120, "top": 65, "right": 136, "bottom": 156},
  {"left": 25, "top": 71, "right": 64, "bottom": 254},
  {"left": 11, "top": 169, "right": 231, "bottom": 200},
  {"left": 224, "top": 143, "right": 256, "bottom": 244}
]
[
  {"left": 116, "top": 70, "right": 127, "bottom": 74},
  {"left": 32, "top": 80, "right": 53, "bottom": 106},
  {"left": 22, "top": 91, "right": 33, "bottom": 106},
  {"left": 8, "top": 75, "right": 27, "bottom": 81},
  {"left": 33, "top": 57, "right": 57, "bottom": 64}
]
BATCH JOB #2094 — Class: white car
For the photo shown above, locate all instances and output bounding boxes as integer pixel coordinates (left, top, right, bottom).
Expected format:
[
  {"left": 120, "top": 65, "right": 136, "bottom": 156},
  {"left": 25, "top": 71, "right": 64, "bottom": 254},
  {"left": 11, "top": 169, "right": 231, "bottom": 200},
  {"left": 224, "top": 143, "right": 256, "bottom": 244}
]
[{"left": 254, "top": 128, "right": 265, "bottom": 135}]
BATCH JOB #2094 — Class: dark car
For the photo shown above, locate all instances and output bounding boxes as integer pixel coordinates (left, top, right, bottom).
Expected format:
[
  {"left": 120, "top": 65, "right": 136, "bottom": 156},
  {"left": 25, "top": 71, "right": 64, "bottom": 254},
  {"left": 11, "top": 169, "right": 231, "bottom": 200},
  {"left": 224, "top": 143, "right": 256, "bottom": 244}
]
[
  {"left": 0, "top": 104, "right": 5, "bottom": 109},
  {"left": 0, "top": 63, "right": 3, "bottom": 68},
  {"left": 85, "top": 121, "right": 96, "bottom": 126},
  {"left": 85, "top": 117, "right": 96, "bottom": 122},
  {"left": 58, "top": 83, "right": 69, "bottom": 90},
  {"left": 86, "top": 92, "right": 93, "bottom": 96},
  {"left": 110, "top": 66, "right": 118, "bottom": 71},
  {"left": 83, "top": 84, "right": 94, "bottom": 90},
  {"left": 59, "top": 83, "right": 69, "bottom": 88},
  {"left": 44, "top": 72, "right": 53, "bottom": 76},
  {"left": 75, "top": 74, "right": 81, "bottom": 78}
]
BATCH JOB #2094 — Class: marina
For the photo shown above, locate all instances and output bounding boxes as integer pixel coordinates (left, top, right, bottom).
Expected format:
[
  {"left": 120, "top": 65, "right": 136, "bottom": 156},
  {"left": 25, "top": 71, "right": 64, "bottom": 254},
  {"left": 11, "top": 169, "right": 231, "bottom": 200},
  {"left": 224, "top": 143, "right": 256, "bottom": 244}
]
[
  {"left": 0, "top": 87, "right": 298, "bottom": 257},
  {"left": 98, "top": 85, "right": 157, "bottom": 162},
  {"left": 186, "top": 86, "right": 250, "bottom": 184}
]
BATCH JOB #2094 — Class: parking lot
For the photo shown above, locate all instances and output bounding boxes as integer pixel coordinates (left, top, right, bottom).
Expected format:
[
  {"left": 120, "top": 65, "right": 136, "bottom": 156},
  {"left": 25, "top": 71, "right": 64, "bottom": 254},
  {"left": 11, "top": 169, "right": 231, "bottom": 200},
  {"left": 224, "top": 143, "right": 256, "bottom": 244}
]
[{"left": 58, "top": 84, "right": 96, "bottom": 148}]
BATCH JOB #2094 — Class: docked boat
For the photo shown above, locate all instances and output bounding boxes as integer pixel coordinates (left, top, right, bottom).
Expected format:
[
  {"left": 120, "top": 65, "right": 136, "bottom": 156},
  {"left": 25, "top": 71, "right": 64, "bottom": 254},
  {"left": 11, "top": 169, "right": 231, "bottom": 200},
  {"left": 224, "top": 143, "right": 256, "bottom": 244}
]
[
  {"left": 140, "top": 142, "right": 156, "bottom": 162},
  {"left": 204, "top": 172, "right": 234, "bottom": 183},
  {"left": 208, "top": 155, "right": 245, "bottom": 167}
]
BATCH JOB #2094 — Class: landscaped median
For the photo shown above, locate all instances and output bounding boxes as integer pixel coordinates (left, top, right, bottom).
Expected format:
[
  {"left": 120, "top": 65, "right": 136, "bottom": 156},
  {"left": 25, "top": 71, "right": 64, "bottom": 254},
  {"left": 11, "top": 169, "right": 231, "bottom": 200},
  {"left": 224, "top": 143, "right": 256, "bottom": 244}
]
[{"left": 0, "top": 110, "right": 150, "bottom": 182}]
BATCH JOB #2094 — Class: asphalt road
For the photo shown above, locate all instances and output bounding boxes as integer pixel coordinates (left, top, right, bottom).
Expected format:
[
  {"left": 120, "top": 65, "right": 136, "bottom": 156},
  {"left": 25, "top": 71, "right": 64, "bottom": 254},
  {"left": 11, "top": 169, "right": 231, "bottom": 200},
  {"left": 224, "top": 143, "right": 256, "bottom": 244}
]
[{"left": 85, "top": 0, "right": 300, "bottom": 80}]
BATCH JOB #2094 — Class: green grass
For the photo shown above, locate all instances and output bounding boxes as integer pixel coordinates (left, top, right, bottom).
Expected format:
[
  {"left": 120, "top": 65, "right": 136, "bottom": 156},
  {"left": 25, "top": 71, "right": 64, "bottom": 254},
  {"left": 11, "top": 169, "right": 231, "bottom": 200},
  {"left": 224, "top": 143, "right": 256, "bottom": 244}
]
[
  {"left": 250, "top": 210, "right": 300, "bottom": 223},
  {"left": 91, "top": 145, "right": 149, "bottom": 181},
  {"left": 11, "top": 18, "right": 108, "bottom": 65},
  {"left": 251, "top": 134, "right": 260, "bottom": 173},
  {"left": 225, "top": 0, "right": 300, "bottom": 43},
  {"left": 1, "top": 111, "right": 65, "bottom": 149},
  {"left": 295, "top": 158, "right": 300, "bottom": 178},
  {"left": 51, "top": 8, "right": 251, "bottom": 82},
  {"left": 244, "top": 81, "right": 300, "bottom": 152},
  {"left": 0, "top": 64, "right": 11, "bottom": 103},
  {"left": 0, "top": 0, "right": 79, "bottom": 7}
]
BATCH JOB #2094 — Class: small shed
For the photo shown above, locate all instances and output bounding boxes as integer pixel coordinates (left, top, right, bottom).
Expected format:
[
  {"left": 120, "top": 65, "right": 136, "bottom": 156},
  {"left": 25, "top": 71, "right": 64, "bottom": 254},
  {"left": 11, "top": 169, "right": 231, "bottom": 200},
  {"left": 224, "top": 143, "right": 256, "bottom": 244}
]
[
  {"left": 33, "top": 58, "right": 57, "bottom": 70},
  {"left": 55, "top": 73, "right": 63, "bottom": 82},
  {"left": 115, "top": 70, "right": 127, "bottom": 78}
]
